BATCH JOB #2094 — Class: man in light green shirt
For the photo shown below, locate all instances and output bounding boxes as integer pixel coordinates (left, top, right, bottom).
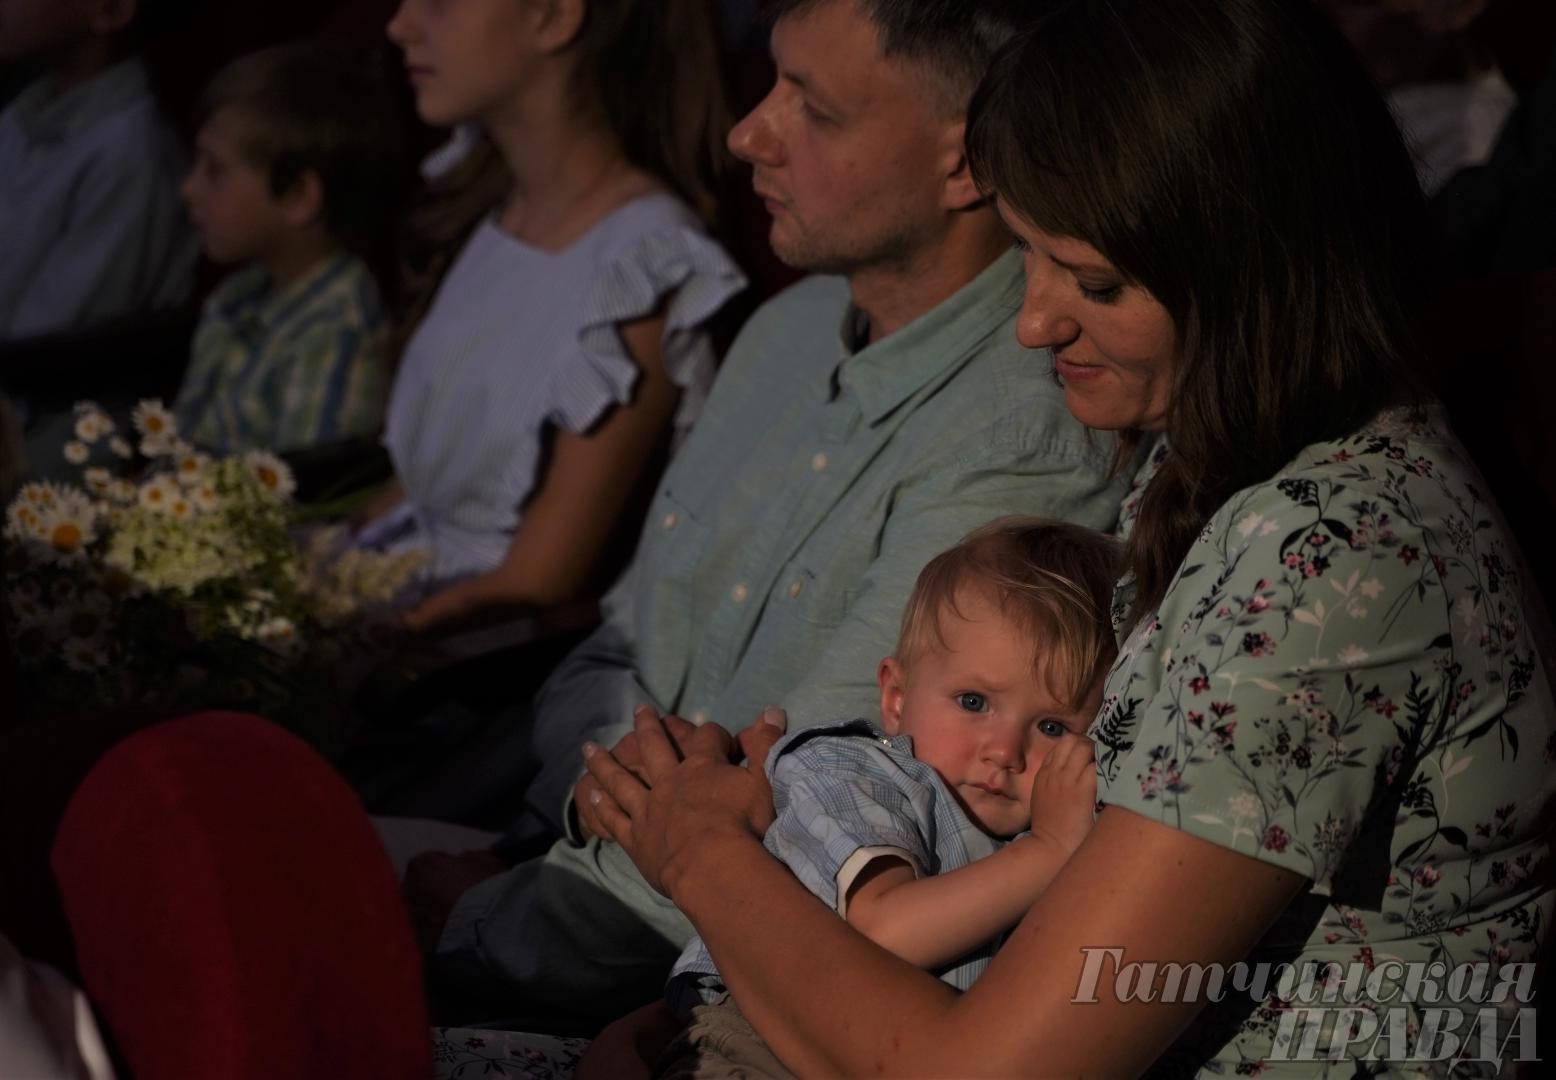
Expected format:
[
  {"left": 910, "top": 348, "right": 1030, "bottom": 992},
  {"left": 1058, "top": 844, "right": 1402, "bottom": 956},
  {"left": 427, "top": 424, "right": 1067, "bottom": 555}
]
[{"left": 421, "top": 0, "right": 1139, "bottom": 1027}]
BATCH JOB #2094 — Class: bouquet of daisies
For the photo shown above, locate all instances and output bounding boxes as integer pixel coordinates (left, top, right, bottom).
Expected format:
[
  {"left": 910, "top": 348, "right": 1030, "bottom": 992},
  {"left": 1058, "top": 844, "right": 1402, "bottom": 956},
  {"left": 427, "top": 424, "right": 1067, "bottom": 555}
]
[{"left": 3, "top": 401, "right": 425, "bottom": 749}]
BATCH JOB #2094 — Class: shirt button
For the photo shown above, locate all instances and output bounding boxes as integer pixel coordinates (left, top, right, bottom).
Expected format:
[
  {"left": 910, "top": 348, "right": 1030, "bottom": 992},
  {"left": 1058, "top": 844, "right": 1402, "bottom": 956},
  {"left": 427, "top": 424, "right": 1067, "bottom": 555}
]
[
  {"left": 811, "top": 452, "right": 829, "bottom": 472},
  {"left": 788, "top": 579, "right": 803, "bottom": 599},
  {"left": 661, "top": 512, "right": 678, "bottom": 530},
  {"left": 691, "top": 710, "right": 710, "bottom": 726},
  {"left": 731, "top": 582, "right": 749, "bottom": 603}
]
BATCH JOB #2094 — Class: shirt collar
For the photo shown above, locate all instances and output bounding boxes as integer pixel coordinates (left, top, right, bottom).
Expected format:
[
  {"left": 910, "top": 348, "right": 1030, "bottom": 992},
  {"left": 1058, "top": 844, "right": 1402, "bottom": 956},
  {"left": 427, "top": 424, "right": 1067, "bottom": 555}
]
[
  {"left": 210, "top": 253, "right": 355, "bottom": 337},
  {"left": 837, "top": 248, "right": 1024, "bottom": 425},
  {"left": 10, "top": 57, "right": 152, "bottom": 145}
]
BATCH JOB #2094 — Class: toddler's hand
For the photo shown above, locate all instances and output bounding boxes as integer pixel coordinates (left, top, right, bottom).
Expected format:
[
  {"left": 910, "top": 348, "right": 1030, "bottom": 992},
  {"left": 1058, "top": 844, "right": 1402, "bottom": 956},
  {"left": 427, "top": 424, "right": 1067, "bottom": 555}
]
[{"left": 1027, "top": 733, "right": 1097, "bottom": 856}]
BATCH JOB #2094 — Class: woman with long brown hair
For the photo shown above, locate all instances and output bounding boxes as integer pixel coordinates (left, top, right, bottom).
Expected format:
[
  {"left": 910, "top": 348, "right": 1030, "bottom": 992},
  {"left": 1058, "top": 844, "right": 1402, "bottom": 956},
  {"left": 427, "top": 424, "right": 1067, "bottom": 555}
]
[{"left": 580, "top": 0, "right": 1555, "bottom": 1073}]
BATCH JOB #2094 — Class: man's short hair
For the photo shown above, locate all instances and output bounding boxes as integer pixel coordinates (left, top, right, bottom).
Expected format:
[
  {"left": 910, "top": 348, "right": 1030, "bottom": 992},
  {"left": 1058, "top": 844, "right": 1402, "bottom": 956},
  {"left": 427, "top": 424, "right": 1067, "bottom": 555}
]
[
  {"left": 765, "top": 0, "right": 1035, "bottom": 114},
  {"left": 896, "top": 516, "right": 1122, "bottom": 710},
  {"left": 198, "top": 41, "right": 408, "bottom": 259}
]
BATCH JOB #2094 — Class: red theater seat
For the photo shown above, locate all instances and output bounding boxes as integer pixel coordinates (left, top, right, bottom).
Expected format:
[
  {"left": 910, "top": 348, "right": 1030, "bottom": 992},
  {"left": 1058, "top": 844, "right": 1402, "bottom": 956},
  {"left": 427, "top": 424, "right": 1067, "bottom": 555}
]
[{"left": 50, "top": 712, "right": 431, "bottom": 1078}]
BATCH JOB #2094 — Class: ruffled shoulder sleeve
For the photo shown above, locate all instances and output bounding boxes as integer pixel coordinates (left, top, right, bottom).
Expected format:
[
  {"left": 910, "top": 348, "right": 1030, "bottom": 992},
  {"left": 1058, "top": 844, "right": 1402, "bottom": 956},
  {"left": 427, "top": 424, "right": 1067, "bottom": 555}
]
[{"left": 545, "top": 220, "right": 747, "bottom": 440}]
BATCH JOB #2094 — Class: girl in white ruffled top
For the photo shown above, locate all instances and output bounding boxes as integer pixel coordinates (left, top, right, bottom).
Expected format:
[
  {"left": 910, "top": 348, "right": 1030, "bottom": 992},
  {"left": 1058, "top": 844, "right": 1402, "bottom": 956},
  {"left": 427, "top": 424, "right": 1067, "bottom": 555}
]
[{"left": 363, "top": 0, "right": 746, "bottom": 634}]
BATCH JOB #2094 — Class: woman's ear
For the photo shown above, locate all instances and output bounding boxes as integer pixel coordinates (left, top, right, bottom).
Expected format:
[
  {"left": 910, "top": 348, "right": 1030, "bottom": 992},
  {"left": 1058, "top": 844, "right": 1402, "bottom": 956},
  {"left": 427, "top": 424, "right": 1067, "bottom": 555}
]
[
  {"left": 878, "top": 657, "right": 906, "bottom": 735},
  {"left": 278, "top": 169, "right": 325, "bottom": 230},
  {"left": 533, "top": 0, "right": 589, "bottom": 53}
]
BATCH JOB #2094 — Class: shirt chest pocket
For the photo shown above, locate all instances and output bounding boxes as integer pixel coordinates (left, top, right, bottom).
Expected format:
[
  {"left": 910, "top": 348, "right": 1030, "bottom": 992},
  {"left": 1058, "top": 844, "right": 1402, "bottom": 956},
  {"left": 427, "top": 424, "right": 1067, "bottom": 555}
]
[
  {"left": 763, "top": 552, "right": 858, "bottom": 631},
  {"left": 635, "top": 489, "right": 712, "bottom": 708}
]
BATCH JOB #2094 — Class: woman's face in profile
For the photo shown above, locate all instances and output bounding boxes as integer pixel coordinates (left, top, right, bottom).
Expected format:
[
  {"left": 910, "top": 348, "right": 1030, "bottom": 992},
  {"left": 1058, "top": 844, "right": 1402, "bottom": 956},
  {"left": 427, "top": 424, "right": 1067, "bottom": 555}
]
[{"left": 997, "top": 200, "right": 1178, "bottom": 434}]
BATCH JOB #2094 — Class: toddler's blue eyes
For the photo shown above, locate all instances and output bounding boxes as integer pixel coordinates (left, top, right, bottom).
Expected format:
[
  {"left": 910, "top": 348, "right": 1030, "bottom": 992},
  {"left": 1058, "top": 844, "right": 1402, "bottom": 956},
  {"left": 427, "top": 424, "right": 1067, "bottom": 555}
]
[
  {"left": 956, "top": 692, "right": 987, "bottom": 712},
  {"left": 1037, "top": 719, "right": 1067, "bottom": 738}
]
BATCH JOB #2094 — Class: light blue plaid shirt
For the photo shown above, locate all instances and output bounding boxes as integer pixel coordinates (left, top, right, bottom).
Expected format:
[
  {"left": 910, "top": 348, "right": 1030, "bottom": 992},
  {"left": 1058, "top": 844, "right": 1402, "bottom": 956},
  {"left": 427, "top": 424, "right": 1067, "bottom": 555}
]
[{"left": 666, "top": 720, "right": 1005, "bottom": 1016}]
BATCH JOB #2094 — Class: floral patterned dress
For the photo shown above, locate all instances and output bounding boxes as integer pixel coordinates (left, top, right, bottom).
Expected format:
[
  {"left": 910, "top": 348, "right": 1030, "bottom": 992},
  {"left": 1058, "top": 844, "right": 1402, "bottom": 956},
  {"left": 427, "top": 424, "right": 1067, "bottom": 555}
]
[{"left": 1095, "top": 407, "right": 1554, "bottom": 1077}]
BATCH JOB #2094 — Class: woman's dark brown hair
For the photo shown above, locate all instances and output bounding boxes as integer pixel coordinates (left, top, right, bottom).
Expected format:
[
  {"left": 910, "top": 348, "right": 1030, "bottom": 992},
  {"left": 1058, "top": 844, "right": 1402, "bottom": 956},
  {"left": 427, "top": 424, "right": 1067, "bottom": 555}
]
[
  {"left": 966, "top": 0, "right": 1429, "bottom": 625},
  {"left": 392, "top": 0, "right": 734, "bottom": 365}
]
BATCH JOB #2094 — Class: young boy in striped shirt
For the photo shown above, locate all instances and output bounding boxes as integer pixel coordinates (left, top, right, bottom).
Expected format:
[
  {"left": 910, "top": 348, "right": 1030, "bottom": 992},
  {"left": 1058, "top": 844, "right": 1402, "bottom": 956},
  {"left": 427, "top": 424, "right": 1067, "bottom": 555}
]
[{"left": 173, "top": 42, "right": 407, "bottom": 455}]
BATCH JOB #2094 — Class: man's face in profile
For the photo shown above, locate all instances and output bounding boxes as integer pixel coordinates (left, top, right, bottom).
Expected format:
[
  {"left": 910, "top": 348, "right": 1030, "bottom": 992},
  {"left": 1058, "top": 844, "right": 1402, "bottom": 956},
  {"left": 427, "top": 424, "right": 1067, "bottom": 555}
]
[{"left": 726, "top": 0, "right": 960, "bottom": 277}]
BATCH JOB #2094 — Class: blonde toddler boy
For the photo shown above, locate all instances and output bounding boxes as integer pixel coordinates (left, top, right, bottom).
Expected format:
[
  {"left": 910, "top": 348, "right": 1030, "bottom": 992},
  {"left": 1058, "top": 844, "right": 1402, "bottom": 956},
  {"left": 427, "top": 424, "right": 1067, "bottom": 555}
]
[{"left": 658, "top": 516, "right": 1121, "bottom": 1075}]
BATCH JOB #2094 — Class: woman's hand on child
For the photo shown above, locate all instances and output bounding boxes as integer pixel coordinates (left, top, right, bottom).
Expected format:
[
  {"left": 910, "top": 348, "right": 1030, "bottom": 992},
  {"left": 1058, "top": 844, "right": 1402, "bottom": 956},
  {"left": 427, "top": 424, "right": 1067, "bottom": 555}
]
[
  {"left": 573, "top": 711, "right": 698, "bottom": 842},
  {"left": 582, "top": 705, "right": 787, "bottom": 897},
  {"left": 1027, "top": 733, "right": 1097, "bottom": 856}
]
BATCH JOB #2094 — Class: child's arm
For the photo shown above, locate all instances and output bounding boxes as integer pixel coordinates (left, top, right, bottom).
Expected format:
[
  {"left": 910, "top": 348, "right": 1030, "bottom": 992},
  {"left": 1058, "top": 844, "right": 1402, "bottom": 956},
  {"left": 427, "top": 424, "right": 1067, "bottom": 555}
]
[{"left": 842, "top": 733, "right": 1096, "bottom": 971}]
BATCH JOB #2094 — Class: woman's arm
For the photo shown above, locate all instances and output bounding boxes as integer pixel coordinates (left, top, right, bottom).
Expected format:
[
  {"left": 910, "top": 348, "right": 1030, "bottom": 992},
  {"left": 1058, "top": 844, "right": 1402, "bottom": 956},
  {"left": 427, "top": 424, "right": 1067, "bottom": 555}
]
[
  {"left": 350, "top": 478, "right": 406, "bottom": 532},
  {"left": 586, "top": 711, "right": 1307, "bottom": 1078},
  {"left": 400, "top": 311, "right": 679, "bottom": 634}
]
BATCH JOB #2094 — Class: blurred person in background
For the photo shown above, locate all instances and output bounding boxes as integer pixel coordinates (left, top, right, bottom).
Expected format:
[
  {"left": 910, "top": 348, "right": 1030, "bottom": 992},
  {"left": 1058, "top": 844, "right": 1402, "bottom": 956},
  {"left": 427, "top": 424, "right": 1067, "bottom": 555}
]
[{"left": 0, "top": 0, "right": 195, "bottom": 343}]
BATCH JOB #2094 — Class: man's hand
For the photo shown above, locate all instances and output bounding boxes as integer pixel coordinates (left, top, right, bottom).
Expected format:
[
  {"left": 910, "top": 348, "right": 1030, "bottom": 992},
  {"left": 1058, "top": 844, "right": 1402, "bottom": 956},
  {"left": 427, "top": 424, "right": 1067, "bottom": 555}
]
[
  {"left": 572, "top": 710, "right": 699, "bottom": 841},
  {"left": 402, "top": 847, "right": 513, "bottom": 957}
]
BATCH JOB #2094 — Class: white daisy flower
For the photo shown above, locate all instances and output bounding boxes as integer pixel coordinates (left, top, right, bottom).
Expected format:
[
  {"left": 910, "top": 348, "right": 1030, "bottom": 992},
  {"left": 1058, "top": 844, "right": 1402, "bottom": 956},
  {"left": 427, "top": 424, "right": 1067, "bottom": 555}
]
[
  {"left": 256, "top": 615, "right": 301, "bottom": 655},
  {"left": 173, "top": 449, "right": 211, "bottom": 486},
  {"left": 243, "top": 451, "right": 297, "bottom": 501},
  {"left": 82, "top": 467, "right": 113, "bottom": 495},
  {"left": 34, "top": 502, "right": 98, "bottom": 564},
  {"left": 5, "top": 500, "right": 44, "bottom": 540},
  {"left": 63, "top": 441, "right": 90, "bottom": 465},
  {"left": 73, "top": 410, "right": 114, "bottom": 443},
  {"left": 16, "top": 481, "right": 63, "bottom": 510},
  {"left": 62, "top": 636, "right": 111, "bottom": 673},
  {"left": 107, "top": 478, "right": 137, "bottom": 504},
  {"left": 137, "top": 475, "right": 180, "bottom": 514},
  {"left": 139, "top": 432, "right": 174, "bottom": 458},
  {"left": 169, "top": 494, "right": 194, "bottom": 519},
  {"left": 108, "top": 435, "right": 134, "bottom": 460},
  {"left": 131, "top": 400, "right": 177, "bottom": 441},
  {"left": 191, "top": 483, "right": 221, "bottom": 512}
]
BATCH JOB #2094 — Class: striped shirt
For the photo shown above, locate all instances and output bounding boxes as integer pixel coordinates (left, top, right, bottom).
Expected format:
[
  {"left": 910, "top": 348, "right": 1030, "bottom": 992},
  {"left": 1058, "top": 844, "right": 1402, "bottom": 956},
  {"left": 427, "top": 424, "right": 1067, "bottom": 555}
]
[
  {"left": 174, "top": 253, "right": 388, "bottom": 454},
  {"left": 381, "top": 192, "right": 746, "bottom": 587},
  {"left": 667, "top": 720, "right": 1006, "bottom": 1015}
]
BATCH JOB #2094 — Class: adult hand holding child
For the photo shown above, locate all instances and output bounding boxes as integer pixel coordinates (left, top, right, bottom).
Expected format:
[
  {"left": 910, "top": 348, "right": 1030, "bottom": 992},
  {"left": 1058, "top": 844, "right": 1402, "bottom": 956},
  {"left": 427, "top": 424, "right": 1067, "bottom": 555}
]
[{"left": 582, "top": 705, "right": 787, "bottom": 894}]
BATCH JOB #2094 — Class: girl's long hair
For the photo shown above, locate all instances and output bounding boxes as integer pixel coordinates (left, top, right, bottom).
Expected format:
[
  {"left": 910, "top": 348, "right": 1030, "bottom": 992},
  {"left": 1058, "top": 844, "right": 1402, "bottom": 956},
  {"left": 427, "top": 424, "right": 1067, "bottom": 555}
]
[
  {"left": 391, "top": 0, "right": 733, "bottom": 365},
  {"left": 966, "top": 0, "right": 1429, "bottom": 625}
]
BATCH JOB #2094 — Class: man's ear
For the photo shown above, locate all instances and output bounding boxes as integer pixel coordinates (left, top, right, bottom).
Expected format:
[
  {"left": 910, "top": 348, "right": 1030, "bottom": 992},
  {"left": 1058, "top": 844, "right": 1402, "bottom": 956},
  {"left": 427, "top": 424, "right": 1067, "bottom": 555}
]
[
  {"left": 278, "top": 168, "right": 325, "bottom": 230},
  {"left": 878, "top": 657, "right": 907, "bottom": 735},
  {"left": 533, "top": 0, "right": 588, "bottom": 53},
  {"left": 88, "top": 0, "right": 140, "bottom": 36},
  {"left": 937, "top": 120, "right": 987, "bottom": 213}
]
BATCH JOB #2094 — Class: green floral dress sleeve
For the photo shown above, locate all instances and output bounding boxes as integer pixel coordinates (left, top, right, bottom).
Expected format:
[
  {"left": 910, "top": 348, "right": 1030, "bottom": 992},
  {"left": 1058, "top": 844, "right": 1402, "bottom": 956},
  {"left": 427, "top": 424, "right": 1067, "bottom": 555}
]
[{"left": 1094, "top": 407, "right": 1555, "bottom": 1077}]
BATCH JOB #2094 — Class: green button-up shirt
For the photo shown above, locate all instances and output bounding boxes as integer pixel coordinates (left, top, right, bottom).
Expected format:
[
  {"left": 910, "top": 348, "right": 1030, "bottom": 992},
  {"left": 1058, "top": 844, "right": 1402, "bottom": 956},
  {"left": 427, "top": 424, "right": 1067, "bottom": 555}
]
[{"left": 524, "top": 250, "right": 1137, "bottom": 829}]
